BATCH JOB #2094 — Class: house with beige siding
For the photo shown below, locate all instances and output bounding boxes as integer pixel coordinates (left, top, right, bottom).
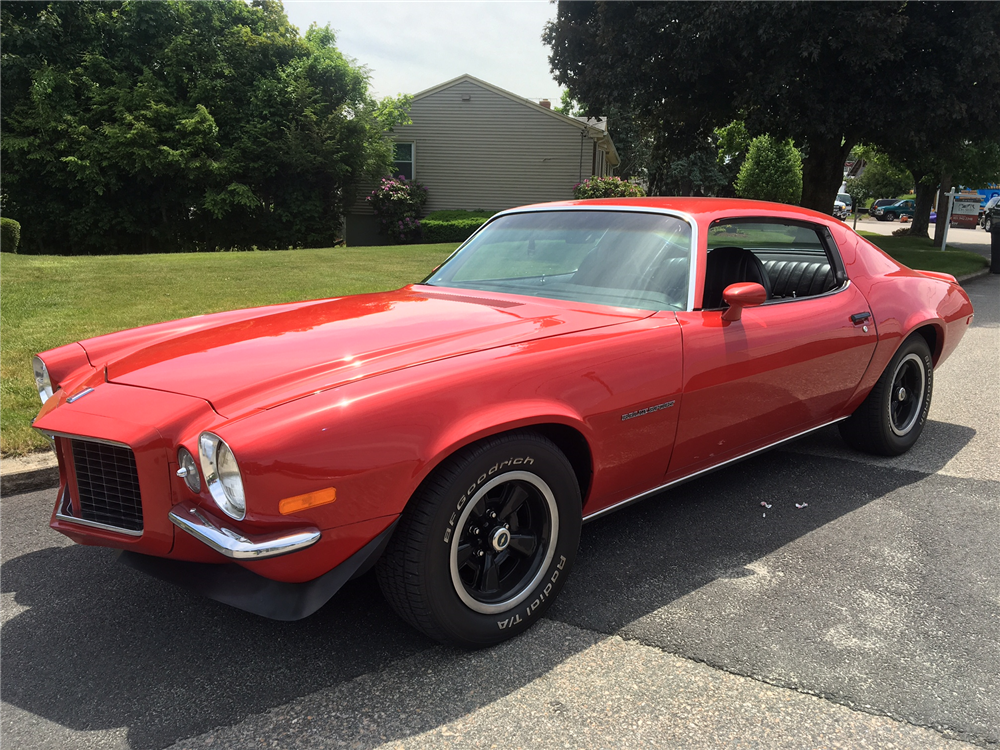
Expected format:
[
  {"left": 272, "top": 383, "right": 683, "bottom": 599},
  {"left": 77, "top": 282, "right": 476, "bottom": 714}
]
[{"left": 345, "top": 74, "right": 619, "bottom": 246}]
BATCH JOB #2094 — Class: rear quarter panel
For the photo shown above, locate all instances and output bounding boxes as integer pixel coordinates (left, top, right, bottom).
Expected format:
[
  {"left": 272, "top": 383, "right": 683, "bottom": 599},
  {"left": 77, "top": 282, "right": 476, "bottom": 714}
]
[{"left": 829, "top": 227, "right": 974, "bottom": 411}]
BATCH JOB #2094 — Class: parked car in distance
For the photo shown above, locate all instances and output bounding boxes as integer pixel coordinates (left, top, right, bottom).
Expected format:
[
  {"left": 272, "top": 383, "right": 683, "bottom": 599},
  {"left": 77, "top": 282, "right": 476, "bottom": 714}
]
[
  {"left": 832, "top": 192, "right": 853, "bottom": 219},
  {"left": 31, "top": 197, "right": 975, "bottom": 647},
  {"left": 873, "top": 199, "right": 916, "bottom": 222},
  {"left": 869, "top": 199, "right": 900, "bottom": 216},
  {"left": 980, "top": 194, "right": 999, "bottom": 231}
]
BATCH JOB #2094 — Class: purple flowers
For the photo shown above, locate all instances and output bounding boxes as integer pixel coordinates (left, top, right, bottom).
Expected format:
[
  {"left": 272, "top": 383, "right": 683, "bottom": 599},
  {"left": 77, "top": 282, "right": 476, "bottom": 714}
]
[{"left": 367, "top": 175, "right": 428, "bottom": 243}]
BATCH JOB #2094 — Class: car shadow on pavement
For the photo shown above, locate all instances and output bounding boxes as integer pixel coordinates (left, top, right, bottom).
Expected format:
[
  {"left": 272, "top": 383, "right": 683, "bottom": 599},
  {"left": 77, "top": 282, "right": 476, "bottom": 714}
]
[
  {"left": 548, "top": 445, "right": 969, "bottom": 634},
  {"left": 0, "top": 426, "right": 981, "bottom": 749}
]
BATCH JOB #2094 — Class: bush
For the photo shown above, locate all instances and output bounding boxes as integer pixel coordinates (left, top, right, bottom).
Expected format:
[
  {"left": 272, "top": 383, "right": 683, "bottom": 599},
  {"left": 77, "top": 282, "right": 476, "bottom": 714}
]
[
  {"left": 734, "top": 135, "right": 803, "bottom": 204},
  {"left": 366, "top": 176, "right": 429, "bottom": 243},
  {"left": 422, "top": 218, "right": 490, "bottom": 243},
  {"left": 573, "top": 176, "right": 646, "bottom": 199},
  {"left": 1, "top": 218, "right": 21, "bottom": 253},
  {"left": 419, "top": 209, "right": 496, "bottom": 243}
]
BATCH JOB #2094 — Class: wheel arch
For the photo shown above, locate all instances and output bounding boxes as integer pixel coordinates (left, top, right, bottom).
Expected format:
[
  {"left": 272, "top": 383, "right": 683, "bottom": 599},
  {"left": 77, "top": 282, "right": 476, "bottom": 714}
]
[
  {"left": 410, "top": 410, "right": 595, "bottom": 514},
  {"left": 911, "top": 323, "right": 940, "bottom": 365}
]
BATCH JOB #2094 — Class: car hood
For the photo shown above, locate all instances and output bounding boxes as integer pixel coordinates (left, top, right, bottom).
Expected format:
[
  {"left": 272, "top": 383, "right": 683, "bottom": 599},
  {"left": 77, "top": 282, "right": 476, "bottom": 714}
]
[{"left": 101, "top": 286, "right": 649, "bottom": 417}]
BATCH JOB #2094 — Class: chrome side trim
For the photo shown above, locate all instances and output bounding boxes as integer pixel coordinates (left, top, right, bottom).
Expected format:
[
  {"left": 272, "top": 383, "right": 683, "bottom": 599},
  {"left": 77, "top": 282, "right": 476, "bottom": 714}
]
[
  {"left": 757, "top": 279, "right": 852, "bottom": 308},
  {"left": 55, "top": 487, "right": 143, "bottom": 537},
  {"left": 583, "top": 417, "right": 849, "bottom": 523},
  {"left": 169, "top": 500, "right": 321, "bottom": 560}
]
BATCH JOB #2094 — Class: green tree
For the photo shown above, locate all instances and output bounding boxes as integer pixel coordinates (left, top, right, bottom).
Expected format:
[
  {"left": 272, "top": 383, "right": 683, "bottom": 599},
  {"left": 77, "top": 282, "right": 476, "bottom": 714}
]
[
  {"left": 544, "top": 2, "right": 1000, "bottom": 214},
  {"left": 1, "top": 1, "right": 407, "bottom": 254},
  {"left": 734, "top": 136, "right": 803, "bottom": 205},
  {"left": 554, "top": 91, "right": 582, "bottom": 116},
  {"left": 844, "top": 148, "right": 914, "bottom": 209},
  {"left": 873, "top": 3, "right": 1000, "bottom": 238}
]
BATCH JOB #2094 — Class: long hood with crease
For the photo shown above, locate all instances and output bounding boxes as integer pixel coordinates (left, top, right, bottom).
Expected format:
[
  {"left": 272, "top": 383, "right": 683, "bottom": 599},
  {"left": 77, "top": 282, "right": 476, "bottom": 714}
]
[{"left": 94, "top": 286, "right": 650, "bottom": 417}]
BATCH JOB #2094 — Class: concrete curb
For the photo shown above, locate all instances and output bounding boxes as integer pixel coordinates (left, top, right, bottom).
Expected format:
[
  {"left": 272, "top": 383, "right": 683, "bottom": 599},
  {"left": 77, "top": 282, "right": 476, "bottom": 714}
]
[
  {"left": 1, "top": 451, "right": 59, "bottom": 497},
  {"left": 956, "top": 267, "right": 992, "bottom": 285}
]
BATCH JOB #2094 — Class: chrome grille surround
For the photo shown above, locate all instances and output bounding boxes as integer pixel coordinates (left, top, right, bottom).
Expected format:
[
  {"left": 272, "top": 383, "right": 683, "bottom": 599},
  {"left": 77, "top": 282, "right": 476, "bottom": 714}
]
[{"left": 70, "top": 438, "right": 144, "bottom": 533}]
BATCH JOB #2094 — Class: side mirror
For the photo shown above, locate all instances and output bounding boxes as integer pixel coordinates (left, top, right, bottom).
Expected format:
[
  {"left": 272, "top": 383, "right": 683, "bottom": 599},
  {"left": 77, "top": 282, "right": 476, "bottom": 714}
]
[{"left": 721, "top": 282, "right": 768, "bottom": 322}]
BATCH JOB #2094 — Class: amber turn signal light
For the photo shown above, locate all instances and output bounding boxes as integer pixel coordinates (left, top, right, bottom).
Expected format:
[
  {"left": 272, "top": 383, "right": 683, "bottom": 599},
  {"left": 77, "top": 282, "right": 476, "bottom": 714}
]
[{"left": 278, "top": 487, "right": 337, "bottom": 515}]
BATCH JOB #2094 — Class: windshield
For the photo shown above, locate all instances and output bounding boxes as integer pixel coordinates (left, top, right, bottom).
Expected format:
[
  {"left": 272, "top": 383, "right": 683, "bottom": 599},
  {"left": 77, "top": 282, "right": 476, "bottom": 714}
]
[{"left": 424, "top": 210, "right": 693, "bottom": 311}]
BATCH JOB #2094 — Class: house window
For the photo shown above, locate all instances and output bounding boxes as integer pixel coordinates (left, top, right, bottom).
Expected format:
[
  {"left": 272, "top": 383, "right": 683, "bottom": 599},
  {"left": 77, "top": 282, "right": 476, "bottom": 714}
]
[{"left": 394, "top": 143, "right": 414, "bottom": 180}]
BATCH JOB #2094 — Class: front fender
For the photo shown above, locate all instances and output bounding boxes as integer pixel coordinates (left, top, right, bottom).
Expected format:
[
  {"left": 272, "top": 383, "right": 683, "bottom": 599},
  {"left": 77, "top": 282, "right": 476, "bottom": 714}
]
[{"left": 420, "top": 400, "right": 592, "bottom": 488}]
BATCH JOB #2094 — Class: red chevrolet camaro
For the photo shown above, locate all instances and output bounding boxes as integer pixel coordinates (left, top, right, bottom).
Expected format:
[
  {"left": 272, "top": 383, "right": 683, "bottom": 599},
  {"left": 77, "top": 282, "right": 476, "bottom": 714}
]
[{"left": 32, "top": 197, "right": 974, "bottom": 646}]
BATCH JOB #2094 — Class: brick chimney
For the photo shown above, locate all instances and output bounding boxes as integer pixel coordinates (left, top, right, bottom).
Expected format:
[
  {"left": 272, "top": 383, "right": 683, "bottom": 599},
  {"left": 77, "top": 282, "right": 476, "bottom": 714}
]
[{"left": 539, "top": 99, "right": 551, "bottom": 109}]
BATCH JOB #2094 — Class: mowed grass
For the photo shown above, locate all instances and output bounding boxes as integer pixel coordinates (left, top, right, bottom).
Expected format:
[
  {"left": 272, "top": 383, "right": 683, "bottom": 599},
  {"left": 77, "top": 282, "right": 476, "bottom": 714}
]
[
  {"left": 857, "top": 232, "right": 989, "bottom": 276},
  {"left": 1, "top": 244, "right": 457, "bottom": 455}
]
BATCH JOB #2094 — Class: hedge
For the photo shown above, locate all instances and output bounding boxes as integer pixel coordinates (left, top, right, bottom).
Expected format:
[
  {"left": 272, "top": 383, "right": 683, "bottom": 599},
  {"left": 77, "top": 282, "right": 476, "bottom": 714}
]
[
  {"left": 420, "top": 209, "right": 496, "bottom": 243},
  {"left": 421, "top": 217, "right": 489, "bottom": 243},
  {"left": 1, "top": 218, "right": 21, "bottom": 253}
]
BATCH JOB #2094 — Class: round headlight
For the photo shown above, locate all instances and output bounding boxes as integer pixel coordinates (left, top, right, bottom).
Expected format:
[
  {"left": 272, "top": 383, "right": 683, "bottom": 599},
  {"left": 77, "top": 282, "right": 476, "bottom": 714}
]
[
  {"left": 32, "top": 355, "right": 53, "bottom": 404},
  {"left": 177, "top": 447, "right": 201, "bottom": 493},
  {"left": 198, "top": 432, "right": 246, "bottom": 520}
]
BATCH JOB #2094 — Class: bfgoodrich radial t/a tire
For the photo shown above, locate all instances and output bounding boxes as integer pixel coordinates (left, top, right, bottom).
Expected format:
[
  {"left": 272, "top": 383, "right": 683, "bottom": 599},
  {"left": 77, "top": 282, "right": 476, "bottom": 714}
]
[
  {"left": 839, "top": 333, "right": 933, "bottom": 456},
  {"left": 376, "top": 432, "right": 581, "bottom": 647}
]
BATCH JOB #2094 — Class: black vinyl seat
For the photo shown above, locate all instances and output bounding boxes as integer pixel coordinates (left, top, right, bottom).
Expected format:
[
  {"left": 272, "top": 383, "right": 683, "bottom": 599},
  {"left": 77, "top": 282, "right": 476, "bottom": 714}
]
[
  {"left": 763, "top": 259, "right": 836, "bottom": 298},
  {"left": 702, "top": 246, "right": 773, "bottom": 309}
]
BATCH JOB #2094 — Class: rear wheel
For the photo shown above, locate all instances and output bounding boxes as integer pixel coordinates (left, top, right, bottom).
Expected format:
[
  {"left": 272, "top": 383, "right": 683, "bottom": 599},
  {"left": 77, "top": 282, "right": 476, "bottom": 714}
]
[
  {"left": 376, "top": 432, "right": 581, "bottom": 647},
  {"left": 839, "top": 334, "right": 933, "bottom": 456}
]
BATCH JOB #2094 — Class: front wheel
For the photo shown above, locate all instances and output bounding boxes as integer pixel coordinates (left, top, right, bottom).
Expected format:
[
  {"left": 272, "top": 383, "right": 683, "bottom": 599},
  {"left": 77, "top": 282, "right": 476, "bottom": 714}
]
[
  {"left": 839, "top": 334, "right": 933, "bottom": 456},
  {"left": 884, "top": 212, "right": 897, "bottom": 222},
  {"left": 376, "top": 432, "right": 581, "bottom": 647},
  {"left": 984, "top": 215, "right": 992, "bottom": 233}
]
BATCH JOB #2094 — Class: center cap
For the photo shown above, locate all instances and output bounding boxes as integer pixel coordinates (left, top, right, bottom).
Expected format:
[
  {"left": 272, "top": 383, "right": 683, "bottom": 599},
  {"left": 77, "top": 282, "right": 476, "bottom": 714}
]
[
  {"left": 491, "top": 527, "right": 511, "bottom": 552},
  {"left": 897, "top": 387, "right": 907, "bottom": 402}
]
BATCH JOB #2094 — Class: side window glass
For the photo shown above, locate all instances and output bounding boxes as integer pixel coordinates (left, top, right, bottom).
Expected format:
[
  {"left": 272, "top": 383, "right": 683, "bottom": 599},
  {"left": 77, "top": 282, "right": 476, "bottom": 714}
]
[{"left": 704, "top": 220, "right": 842, "bottom": 308}]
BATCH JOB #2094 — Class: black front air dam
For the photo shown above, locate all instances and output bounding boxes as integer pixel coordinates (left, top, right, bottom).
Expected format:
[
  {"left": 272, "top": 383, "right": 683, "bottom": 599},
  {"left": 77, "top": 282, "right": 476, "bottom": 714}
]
[{"left": 119, "top": 520, "right": 398, "bottom": 621}]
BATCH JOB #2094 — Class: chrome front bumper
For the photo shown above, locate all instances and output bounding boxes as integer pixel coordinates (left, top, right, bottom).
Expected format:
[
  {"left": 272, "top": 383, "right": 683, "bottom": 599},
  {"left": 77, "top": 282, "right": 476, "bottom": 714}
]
[{"left": 169, "top": 500, "right": 321, "bottom": 560}]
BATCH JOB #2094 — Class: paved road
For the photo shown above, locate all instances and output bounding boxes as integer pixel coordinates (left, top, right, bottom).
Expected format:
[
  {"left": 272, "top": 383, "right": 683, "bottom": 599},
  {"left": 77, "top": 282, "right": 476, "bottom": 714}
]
[{"left": 2, "top": 275, "right": 997, "bottom": 750}]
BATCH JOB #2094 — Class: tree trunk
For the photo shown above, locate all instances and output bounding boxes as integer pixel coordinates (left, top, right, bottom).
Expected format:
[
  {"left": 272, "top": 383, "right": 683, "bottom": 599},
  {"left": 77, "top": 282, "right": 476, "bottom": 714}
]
[
  {"left": 800, "top": 137, "right": 855, "bottom": 212},
  {"left": 931, "top": 172, "right": 952, "bottom": 245},
  {"left": 908, "top": 177, "right": 937, "bottom": 239}
]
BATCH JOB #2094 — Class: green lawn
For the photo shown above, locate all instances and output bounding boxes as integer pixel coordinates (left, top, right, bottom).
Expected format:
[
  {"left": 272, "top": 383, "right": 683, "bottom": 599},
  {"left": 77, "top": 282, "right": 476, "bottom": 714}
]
[
  {"left": 857, "top": 231, "right": 989, "bottom": 276},
  {"left": 1, "top": 232, "right": 988, "bottom": 456},
  {"left": 1, "top": 244, "right": 458, "bottom": 455}
]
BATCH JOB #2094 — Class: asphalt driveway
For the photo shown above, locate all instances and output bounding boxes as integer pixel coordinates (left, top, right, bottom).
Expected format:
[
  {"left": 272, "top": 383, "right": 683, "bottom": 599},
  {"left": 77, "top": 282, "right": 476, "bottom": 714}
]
[{"left": 2, "top": 274, "right": 997, "bottom": 750}]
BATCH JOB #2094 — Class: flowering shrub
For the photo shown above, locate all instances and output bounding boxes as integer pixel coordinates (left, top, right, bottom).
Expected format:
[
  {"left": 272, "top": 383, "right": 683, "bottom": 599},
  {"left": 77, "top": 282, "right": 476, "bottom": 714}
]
[
  {"left": 573, "top": 176, "right": 646, "bottom": 200},
  {"left": 366, "top": 176, "right": 429, "bottom": 243}
]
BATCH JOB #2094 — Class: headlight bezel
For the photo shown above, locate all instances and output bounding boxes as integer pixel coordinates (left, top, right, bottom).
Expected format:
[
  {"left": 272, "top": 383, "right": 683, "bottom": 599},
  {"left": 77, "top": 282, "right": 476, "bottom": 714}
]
[
  {"left": 32, "top": 355, "right": 54, "bottom": 404},
  {"left": 198, "top": 432, "right": 246, "bottom": 520},
  {"left": 177, "top": 447, "right": 202, "bottom": 494}
]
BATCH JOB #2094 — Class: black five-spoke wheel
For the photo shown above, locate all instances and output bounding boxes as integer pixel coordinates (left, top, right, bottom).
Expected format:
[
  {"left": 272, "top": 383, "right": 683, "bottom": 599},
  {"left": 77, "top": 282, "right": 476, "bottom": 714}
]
[
  {"left": 840, "top": 333, "right": 933, "bottom": 456},
  {"left": 451, "top": 473, "right": 556, "bottom": 613},
  {"left": 377, "top": 431, "right": 581, "bottom": 647},
  {"left": 888, "top": 352, "right": 926, "bottom": 437}
]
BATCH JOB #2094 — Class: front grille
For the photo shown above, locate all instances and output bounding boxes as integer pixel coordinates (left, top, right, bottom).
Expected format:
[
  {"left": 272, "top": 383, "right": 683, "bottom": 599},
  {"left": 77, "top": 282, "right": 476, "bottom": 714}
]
[{"left": 71, "top": 439, "right": 143, "bottom": 532}]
